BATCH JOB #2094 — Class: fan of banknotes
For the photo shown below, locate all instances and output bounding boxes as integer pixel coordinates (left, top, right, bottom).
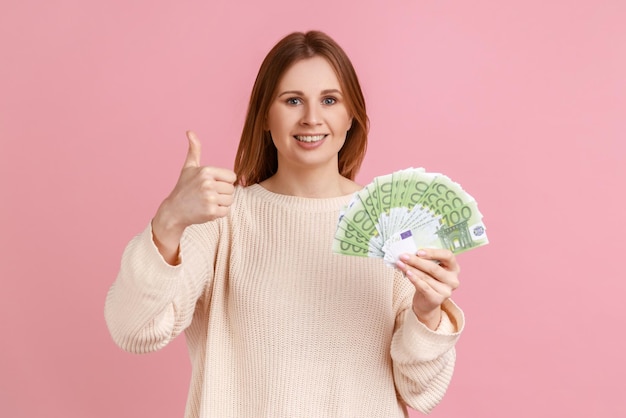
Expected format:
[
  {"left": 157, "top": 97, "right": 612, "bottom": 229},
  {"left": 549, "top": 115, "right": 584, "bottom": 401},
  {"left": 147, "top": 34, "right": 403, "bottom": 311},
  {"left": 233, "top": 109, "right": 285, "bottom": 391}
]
[{"left": 332, "top": 167, "right": 488, "bottom": 266}]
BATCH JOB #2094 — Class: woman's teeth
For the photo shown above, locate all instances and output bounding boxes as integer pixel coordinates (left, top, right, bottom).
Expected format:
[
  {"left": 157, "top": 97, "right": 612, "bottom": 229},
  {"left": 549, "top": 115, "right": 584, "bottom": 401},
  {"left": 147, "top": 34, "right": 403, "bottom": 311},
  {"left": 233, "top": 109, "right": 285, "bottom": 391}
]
[{"left": 295, "top": 135, "right": 325, "bottom": 143}]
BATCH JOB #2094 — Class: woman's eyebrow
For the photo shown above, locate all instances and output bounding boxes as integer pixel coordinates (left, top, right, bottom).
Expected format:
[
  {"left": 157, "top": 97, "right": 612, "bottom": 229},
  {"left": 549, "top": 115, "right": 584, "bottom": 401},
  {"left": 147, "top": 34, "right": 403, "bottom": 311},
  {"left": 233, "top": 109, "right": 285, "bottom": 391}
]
[
  {"left": 321, "top": 89, "right": 343, "bottom": 96},
  {"left": 277, "top": 89, "right": 343, "bottom": 97}
]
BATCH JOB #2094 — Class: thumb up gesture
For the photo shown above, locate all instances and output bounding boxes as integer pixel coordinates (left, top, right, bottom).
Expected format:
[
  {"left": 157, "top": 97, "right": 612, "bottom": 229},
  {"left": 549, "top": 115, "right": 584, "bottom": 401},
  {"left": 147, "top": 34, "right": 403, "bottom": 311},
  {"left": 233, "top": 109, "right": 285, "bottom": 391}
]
[{"left": 152, "top": 131, "right": 237, "bottom": 264}]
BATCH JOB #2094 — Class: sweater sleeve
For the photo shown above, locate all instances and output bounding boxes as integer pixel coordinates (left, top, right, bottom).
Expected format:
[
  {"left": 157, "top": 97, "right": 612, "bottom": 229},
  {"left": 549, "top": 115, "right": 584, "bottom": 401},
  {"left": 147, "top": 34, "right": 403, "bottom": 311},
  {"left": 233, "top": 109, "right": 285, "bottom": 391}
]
[
  {"left": 390, "top": 274, "right": 465, "bottom": 414},
  {"left": 104, "top": 221, "right": 220, "bottom": 354}
]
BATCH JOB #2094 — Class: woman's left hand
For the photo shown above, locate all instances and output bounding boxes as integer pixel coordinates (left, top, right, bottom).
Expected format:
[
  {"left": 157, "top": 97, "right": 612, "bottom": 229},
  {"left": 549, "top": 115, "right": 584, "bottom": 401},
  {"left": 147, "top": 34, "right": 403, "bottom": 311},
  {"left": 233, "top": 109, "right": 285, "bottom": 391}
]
[{"left": 395, "top": 248, "right": 460, "bottom": 330}]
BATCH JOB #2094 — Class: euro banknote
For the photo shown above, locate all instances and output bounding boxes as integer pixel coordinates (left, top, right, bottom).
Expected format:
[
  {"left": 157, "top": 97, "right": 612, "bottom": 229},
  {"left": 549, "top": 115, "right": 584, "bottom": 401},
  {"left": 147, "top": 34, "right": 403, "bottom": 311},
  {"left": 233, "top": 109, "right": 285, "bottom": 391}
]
[{"left": 333, "top": 167, "right": 489, "bottom": 266}]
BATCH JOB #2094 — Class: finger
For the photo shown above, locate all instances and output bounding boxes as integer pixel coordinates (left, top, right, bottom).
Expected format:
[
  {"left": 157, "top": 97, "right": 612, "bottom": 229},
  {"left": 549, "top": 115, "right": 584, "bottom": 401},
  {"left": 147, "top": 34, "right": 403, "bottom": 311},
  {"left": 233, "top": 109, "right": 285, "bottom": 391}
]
[
  {"left": 208, "top": 167, "right": 237, "bottom": 184},
  {"left": 209, "top": 180, "right": 236, "bottom": 195},
  {"left": 202, "top": 178, "right": 235, "bottom": 195},
  {"left": 416, "top": 248, "right": 460, "bottom": 273},
  {"left": 405, "top": 270, "right": 436, "bottom": 295},
  {"left": 397, "top": 254, "right": 459, "bottom": 288},
  {"left": 397, "top": 253, "right": 442, "bottom": 277},
  {"left": 213, "top": 192, "right": 235, "bottom": 208},
  {"left": 198, "top": 188, "right": 234, "bottom": 208},
  {"left": 206, "top": 205, "right": 231, "bottom": 219},
  {"left": 406, "top": 269, "right": 453, "bottom": 298},
  {"left": 184, "top": 130, "right": 202, "bottom": 168}
]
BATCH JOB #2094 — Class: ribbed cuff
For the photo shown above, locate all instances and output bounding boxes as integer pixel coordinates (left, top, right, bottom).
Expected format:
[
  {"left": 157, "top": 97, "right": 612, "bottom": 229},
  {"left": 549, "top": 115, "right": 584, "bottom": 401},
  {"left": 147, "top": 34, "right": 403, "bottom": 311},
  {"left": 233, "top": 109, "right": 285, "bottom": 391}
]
[{"left": 393, "top": 299, "right": 464, "bottom": 362}]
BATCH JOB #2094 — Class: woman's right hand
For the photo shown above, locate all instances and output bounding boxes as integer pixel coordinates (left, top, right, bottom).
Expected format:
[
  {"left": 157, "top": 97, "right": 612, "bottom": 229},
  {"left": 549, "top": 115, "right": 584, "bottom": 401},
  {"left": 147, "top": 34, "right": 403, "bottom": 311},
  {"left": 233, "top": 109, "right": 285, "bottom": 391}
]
[{"left": 152, "top": 131, "right": 237, "bottom": 264}]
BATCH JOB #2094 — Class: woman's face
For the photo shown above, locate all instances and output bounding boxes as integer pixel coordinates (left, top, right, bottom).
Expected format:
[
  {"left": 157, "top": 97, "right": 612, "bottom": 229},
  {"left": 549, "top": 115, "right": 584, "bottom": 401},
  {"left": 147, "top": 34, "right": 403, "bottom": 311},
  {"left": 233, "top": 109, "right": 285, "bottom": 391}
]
[{"left": 265, "top": 56, "right": 353, "bottom": 175}]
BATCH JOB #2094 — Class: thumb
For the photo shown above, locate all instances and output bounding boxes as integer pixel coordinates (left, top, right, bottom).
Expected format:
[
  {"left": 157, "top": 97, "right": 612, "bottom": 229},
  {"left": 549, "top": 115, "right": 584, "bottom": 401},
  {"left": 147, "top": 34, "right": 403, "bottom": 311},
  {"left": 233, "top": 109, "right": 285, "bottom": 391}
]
[{"left": 184, "top": 130, "right": 202, "bottom": 168}]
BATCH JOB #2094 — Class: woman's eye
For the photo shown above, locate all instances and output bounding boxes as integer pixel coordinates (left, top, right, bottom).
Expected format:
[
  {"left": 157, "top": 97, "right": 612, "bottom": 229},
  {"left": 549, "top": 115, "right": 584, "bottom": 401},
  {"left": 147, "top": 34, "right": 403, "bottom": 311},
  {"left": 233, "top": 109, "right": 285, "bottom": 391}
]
[
  {"left": 286, "top": 98, "right": 302, "bottom": 105},
  {"left": 322, "top": 97, "right": 337, "bottom": 105}
]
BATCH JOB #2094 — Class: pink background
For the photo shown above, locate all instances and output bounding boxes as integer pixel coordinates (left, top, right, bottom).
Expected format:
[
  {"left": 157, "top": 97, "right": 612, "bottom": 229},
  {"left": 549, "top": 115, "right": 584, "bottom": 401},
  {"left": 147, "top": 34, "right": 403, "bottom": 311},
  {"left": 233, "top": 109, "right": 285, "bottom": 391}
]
[{"left": 1, "top": 1, "right": 625, "bottom": 417}]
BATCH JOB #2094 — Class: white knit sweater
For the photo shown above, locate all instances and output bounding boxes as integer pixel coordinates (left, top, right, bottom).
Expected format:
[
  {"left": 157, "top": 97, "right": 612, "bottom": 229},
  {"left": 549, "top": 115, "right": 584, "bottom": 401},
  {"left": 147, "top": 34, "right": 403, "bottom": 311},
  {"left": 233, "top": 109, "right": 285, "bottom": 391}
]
[{"left": 105, "top": 184, "right": 464, "bottom": 418}]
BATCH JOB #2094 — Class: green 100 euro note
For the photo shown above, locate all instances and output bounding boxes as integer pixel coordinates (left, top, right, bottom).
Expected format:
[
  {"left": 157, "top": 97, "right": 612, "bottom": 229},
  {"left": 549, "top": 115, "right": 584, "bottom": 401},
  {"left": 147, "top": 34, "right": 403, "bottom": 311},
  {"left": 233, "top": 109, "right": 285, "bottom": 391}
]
[{"left": 332, "top": 167, "right": 488, "bottom": 266}]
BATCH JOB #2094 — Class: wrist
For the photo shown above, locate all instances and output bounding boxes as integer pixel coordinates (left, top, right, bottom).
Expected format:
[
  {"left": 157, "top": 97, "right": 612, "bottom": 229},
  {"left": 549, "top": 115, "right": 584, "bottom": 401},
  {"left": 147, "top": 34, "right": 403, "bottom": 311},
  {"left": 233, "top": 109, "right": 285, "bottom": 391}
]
[
  {"left": 413, "top": 306, "right": 442, "bottom": 331},
  {"left": 152, "top": 201, "right": 186, "bottom": 265},
  {"left": 154, "top": 198, "right": 186, "bottom": 234}
]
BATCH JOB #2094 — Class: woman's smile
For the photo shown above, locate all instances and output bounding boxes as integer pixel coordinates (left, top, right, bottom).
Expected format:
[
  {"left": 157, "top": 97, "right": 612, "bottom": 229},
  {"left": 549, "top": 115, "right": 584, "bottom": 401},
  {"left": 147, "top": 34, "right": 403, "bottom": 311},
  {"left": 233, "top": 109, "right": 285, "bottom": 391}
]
[{"left": 294, "top": 134, "right": 327, "bottom": 143}]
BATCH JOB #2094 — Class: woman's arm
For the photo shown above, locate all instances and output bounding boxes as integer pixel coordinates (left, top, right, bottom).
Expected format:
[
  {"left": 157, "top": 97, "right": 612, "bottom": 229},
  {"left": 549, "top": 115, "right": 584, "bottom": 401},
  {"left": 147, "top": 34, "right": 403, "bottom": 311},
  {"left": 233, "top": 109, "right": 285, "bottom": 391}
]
[
  {"left": 104, "top": 221, "right": 220, "bottom": 354},
  {"left": 391, "top": 248, "right": 465, "bottom": 412},
  {"left": 391, "top": 293, "right": 464, "bottom": 413},
  {"left": 104, "top": 131, "right": 236, "bottom": 353}
]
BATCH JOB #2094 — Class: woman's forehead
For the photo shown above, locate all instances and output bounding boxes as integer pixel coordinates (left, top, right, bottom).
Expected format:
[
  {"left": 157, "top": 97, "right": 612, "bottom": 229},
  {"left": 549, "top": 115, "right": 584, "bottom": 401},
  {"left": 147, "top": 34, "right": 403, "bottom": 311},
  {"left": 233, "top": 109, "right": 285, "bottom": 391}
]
[{"left": 276, "top": 56, "right": 342, "bottom": 93}]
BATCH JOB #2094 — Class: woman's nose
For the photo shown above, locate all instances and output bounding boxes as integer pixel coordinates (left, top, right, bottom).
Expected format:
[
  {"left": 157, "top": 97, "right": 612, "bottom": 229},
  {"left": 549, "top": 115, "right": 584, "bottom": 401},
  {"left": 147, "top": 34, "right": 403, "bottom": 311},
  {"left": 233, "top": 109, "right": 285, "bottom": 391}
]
[{"left": 300, "top": 104, "right": 322, "bottom": 126}]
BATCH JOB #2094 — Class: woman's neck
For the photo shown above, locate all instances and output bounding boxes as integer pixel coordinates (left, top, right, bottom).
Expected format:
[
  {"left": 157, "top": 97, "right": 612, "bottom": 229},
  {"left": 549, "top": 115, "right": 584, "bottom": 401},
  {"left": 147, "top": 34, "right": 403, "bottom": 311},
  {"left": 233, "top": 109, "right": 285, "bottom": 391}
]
[{"left": 260, "top": 167, "right": 361, "bottom": 198}]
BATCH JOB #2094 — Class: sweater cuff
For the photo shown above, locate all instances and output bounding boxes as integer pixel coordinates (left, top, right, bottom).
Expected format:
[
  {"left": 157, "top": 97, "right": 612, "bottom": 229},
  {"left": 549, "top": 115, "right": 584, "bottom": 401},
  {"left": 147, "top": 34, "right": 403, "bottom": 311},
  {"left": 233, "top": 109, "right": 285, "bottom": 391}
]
[
  {"left": 121, "top": 223, "right": 183, "bottom": 293},
  {"left": 393, "top": 299, "right": 464, "bottom": 362}
]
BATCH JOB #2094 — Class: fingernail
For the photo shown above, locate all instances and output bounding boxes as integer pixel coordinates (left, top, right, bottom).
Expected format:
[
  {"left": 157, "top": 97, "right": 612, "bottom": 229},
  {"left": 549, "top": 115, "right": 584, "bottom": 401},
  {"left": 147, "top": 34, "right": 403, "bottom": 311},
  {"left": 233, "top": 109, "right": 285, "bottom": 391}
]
[
  {"left": 417, "top": 250, "right": 427, "bottom": 257},
  {"left": 400, "top": 254, "right": 410, "bottom": 261},
  {"left": 396, "top": 260, "right": 406, "bottom": 269}
]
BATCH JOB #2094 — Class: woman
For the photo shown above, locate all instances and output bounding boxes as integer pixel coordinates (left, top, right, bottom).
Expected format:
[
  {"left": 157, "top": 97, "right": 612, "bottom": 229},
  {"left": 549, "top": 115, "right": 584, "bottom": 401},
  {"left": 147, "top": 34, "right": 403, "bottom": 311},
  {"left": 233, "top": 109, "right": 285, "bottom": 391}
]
[{"left": 105, "top": 30, "right": 464, "bottom": 418}]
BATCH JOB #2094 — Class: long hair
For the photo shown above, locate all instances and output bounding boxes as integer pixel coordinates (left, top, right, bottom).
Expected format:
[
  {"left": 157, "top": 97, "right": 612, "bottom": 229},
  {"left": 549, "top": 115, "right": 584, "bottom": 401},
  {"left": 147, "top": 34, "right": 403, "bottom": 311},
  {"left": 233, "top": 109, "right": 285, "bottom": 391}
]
[{"left": 234, "top": 31, "right": 369, "bottom": 186}]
